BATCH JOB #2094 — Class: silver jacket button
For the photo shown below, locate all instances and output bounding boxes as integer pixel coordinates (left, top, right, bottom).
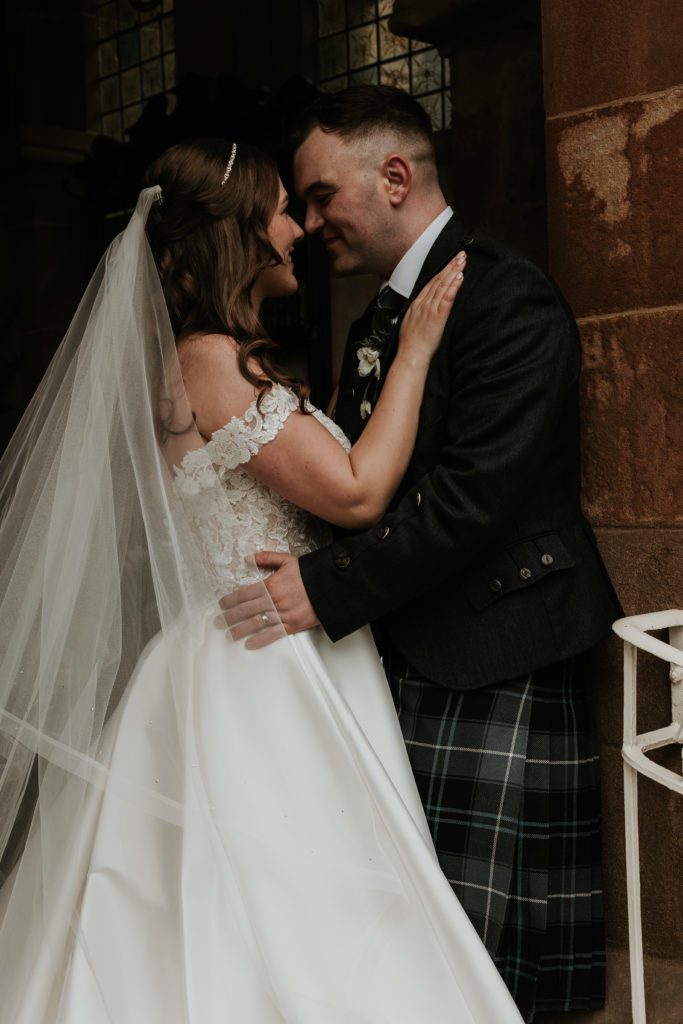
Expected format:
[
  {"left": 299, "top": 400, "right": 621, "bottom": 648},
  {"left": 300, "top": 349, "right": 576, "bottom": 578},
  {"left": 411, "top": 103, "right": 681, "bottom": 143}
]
[
  {"left": 541, "top": 553, "right": 554, "bottom": 566},
  {"left": 489, "top": 578, "right": 503, "bottom": 593},
  {"left": 519, "top": 567, "right": 532, "bottom": 581}
]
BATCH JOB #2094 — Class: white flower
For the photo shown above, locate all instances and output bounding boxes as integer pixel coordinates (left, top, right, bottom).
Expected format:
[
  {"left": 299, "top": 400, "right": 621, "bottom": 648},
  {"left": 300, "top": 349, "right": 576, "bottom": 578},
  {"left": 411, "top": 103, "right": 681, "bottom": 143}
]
[
  {"left": 357, "top": 346, "right": 381, "bottom": 379},
  {"left": 360, "top": 398, "right": 372, "bottom": 420}
]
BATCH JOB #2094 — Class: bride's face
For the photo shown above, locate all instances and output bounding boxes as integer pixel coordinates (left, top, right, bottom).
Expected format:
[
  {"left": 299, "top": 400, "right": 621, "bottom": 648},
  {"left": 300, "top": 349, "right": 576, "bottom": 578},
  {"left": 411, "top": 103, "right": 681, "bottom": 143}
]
[{"left": 255, "top": 179, "right": 304, "bottom": 302}]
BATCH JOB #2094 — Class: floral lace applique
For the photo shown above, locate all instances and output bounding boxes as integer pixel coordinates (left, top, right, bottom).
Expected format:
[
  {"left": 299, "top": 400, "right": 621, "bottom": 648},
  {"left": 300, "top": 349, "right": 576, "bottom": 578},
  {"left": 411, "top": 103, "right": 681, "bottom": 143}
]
[{"left": 173, "top": 384, "right": 349, "bottom": 590}]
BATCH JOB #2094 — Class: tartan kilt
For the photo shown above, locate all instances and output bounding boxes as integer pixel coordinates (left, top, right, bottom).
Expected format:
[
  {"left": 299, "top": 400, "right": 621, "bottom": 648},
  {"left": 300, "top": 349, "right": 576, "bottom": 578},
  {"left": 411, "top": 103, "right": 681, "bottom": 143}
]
[{"left": 387, "top": 653, "right": 605, "bottom": 1023}]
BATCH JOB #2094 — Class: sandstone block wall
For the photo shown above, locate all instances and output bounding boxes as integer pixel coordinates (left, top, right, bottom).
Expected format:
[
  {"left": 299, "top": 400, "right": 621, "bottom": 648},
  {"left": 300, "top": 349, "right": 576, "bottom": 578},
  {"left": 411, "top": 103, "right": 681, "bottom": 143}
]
[{"left": 542, "top": 0, "right": 683, "bottom": 981}]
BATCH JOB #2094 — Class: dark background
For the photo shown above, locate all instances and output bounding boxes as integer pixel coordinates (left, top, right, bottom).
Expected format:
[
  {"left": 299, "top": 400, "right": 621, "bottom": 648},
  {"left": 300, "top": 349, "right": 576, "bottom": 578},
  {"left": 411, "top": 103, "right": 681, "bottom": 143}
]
[{"left": 0, "top": 0, "right": 547, "bottom": 453}]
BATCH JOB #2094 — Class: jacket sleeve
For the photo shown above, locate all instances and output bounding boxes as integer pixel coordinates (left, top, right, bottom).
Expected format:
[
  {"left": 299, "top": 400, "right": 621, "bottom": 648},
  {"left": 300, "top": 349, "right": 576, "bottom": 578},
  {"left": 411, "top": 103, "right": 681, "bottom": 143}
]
[{"left": 300, "top": 256, "right": 581, "bottom": 641}]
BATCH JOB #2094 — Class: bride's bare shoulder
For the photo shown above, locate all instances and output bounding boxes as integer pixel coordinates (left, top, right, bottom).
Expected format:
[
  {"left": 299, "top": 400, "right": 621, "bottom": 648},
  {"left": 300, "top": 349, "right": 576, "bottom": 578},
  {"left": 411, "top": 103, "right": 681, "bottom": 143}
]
[{"left": 176, "top": 333, "right": 263, "bottom": 438}]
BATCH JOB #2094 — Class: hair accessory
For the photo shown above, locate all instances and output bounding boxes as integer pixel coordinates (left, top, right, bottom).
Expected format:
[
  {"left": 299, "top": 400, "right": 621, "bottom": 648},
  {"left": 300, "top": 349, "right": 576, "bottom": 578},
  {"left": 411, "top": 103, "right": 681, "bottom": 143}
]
[
  {"left": 153, "top": 185, "right": 163, "bottom": 204},
  {"left": 221, "top": 143, "right": 238, "bottom": 186}
]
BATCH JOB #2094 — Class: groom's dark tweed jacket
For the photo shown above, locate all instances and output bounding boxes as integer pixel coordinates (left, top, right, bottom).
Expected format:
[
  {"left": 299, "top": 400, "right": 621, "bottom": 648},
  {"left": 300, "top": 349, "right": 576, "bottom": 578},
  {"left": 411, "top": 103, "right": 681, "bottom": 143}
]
[{"left": 300, "top": 215, "right": 622, "bottom": 690}]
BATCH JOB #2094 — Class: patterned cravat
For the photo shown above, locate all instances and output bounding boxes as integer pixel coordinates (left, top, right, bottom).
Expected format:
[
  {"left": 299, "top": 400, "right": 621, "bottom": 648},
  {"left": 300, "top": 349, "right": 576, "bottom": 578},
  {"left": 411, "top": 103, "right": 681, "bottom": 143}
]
[
  {"left": 352, "top": 286, "right": 406, "bottom": 422},
  {"left": 372, "top": 285, "right": 405, "bottom": 338}
]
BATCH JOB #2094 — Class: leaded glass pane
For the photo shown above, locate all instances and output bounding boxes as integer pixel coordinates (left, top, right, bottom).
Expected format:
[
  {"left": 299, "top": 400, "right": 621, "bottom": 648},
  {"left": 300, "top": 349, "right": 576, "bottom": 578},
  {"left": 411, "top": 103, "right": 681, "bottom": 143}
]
[
  {"left": 162, "top": 15, "right": 174, "bottom": 51},
  {"left": 116, "top": 0, "right": 137, "bottom": 31},
  {"left": 417, "top": 92, "right": 442, "bottom": 130},
  {"left": 118, "top": 30, "right": 139, "bottom": 70},
  {"left": 316, "top": 0, "right": 449, "bottom": 132},
  {"left": 140, "top": 21, "right": 161, "bottom": 60},
  {"left": 98, "top": 39, "right": 118, "bottom": 77},
  {"left": 444, "top": 91, "right": 452, "bottom": 127},
  {"left": 99, "top": 75, "right": 120, "bottom": 113},
  {"left": 411, "top": 48, "right": 442, "bottom": 94},
  {"left": 102, "top": 111, "right": 122, "bottom": 140},
  {"left": 320, "top": 34, "right": 348, "bottom": 77},
  {"left": 123, "top": 103, "right": 142, "bottom": 131},
  {"left": 319, "top": 75, "right": 349, "bottom": 93},
  {"left": 163, "top": 53, "right": 176, "bottom": 89},
  {"left": 349, "top": 23, "right": 376, "bottom": 69},
  {"left": 378, "top": 17, "right": 408, "bottom": 60},
  {"left": 349, "top": 66, "right": 378, "bottom": 85},
  {"left": 97, "top": 3, "right": 118, "bottom": 39},
  {"left": 141, "top": 59, "right": 163, "bottom": 98},
  {"left": 380, "top": 57, "right": 408, "bottom": 90},
  {"left": 97, "top": 1, "right": 174, "bottom": 139},
  {"left": 137, "top": 3, "right": 157, "bottom": 23},
  {"left": 347, "top": 0, "right": 376, "bottom": 27},
  {"left": 318, "top": 0, "right": 346, "bottom": 36},
  {"left": 121, "top": 67, "right": 141, "bottom": 105}
]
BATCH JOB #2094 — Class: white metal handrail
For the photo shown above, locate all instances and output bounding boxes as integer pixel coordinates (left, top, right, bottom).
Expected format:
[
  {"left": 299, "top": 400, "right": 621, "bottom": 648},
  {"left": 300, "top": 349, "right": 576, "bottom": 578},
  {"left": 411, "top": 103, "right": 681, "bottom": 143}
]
[{"left": 612, "top": 609, "right": 683, "bottom": 1024}]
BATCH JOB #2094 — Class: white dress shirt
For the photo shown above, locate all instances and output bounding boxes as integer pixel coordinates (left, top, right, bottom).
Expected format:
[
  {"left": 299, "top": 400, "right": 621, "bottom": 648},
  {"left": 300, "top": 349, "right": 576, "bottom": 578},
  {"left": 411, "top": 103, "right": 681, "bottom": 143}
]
[{"left": 385, "top": 206, "right": 454, "bottom": 299}]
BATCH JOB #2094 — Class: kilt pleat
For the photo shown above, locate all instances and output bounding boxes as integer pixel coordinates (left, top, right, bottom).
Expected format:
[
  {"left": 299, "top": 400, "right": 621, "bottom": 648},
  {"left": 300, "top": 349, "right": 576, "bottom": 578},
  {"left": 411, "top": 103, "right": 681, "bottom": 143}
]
[{"left": 388, "top": 655, "right": 605, "bottom": 1023}]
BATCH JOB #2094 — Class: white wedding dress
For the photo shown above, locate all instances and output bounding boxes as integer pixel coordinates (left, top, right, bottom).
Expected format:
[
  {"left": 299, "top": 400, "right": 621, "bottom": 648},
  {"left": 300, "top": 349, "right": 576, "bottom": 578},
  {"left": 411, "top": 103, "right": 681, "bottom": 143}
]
[{"left": 1, "top": 384, "right": 521, "bottom": 1023}]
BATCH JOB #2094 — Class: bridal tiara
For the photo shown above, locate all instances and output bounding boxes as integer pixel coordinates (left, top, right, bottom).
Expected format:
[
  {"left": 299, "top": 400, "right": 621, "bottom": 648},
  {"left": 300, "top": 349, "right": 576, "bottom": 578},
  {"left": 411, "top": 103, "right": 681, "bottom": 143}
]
[
  {"left": 150, "top": 143, "right": 236, "bottom": 205},
  {"left": 221, "top": 143, "right": 238, "bottom": 186}
]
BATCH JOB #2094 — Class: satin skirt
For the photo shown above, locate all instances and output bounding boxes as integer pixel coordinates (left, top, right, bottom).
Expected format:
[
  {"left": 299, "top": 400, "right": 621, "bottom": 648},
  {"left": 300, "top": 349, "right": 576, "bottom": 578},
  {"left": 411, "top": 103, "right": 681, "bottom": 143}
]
[{"left": 0, "top": 619, "right": 522, "bottom": 1023}]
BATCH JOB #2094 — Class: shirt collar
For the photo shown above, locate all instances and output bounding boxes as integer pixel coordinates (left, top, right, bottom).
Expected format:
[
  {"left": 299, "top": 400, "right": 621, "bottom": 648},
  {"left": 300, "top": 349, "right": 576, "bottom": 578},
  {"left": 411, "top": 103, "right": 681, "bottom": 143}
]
[{"left": 386, "top": 206, "right": 454, "bottom": 299}]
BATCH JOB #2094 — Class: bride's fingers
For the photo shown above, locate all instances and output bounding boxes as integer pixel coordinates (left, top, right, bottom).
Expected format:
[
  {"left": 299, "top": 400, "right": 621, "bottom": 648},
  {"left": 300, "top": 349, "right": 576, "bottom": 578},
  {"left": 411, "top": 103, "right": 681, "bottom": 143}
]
[
  {"left": 218, "top": 595, "right": 272, "bottom": 627},
  {"left": 438, "top": 270, "right": 465, "bottom": 306},
  {"left": 414, "top": 255, "right": 466, "bottom": 310},
  {"left": 416, "top": 269, "right": 463, "bottom": 317},
  {"left": 227, "top": 610, "right": 285, "bottom": 642},
  {"left": 244, "top": 622, "right": 287, "bottom": 649},
  {"left": 219, "top": 582, "right": 265, "bottom": 610}
]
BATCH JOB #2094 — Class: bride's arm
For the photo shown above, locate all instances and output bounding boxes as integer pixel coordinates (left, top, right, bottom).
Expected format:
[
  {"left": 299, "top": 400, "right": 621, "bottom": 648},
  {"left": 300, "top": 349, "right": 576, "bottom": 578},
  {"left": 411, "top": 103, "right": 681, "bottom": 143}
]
[{"left": 182, "top": 257, "right": 465, "bottom": 529}]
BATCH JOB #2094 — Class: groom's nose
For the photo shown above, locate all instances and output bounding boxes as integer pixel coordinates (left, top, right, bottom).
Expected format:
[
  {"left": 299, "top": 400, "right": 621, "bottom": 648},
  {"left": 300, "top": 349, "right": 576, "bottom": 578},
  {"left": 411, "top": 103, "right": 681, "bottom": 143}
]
[{"left": 304, "top": 204, "right": 324, "bottom": 235}]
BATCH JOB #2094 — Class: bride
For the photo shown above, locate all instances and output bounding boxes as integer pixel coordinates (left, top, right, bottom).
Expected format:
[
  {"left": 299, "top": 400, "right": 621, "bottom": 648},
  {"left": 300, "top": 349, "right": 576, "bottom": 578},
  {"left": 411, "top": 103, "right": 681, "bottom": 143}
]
[{"left": 0, "top": 137, "right": 522, "bottom": 1023}]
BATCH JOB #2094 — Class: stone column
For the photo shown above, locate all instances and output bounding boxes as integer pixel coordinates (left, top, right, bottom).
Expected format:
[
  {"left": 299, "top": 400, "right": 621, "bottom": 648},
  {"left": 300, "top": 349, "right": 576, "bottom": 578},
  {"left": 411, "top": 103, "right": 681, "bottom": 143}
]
[
  {"left": 391, "top": 0, "right": 548, "bottom": 267},
  {"left": 541, "top": 1, "right": 683, "bottom": 1019}
]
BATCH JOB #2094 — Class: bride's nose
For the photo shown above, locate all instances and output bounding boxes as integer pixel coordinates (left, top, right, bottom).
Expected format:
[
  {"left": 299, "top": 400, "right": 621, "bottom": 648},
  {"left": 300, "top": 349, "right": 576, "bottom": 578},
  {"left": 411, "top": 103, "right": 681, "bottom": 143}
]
[{"left": 291, "top": 218, "right": 305, "bottom": 243}]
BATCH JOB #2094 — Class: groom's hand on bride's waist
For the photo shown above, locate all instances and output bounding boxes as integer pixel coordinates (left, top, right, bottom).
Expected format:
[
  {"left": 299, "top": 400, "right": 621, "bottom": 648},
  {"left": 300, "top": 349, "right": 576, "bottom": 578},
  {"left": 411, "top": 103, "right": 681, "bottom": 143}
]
[{"left": 217, "top": 552, "right": 319, "bottom": 649}]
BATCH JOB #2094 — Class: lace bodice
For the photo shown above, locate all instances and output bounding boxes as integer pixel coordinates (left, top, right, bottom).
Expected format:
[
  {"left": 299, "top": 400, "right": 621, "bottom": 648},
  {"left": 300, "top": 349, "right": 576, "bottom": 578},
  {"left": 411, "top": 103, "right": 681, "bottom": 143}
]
[{"left": 173, "top": 384, "right": 351, "bottom": 590}]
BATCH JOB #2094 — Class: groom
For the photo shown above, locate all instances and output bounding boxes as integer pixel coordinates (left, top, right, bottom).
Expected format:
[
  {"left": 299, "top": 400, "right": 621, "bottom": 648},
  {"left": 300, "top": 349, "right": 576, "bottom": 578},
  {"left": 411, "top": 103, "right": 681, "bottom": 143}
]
[{"left": 228, "top": 85, "right": 621, "bottom": 1019}]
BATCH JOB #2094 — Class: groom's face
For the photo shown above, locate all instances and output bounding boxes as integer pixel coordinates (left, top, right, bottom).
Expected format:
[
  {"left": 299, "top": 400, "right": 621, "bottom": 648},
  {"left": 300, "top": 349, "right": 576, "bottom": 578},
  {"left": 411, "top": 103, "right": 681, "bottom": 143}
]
[{"left": 293, "top": 128, "right": 389, "bottom": 276}]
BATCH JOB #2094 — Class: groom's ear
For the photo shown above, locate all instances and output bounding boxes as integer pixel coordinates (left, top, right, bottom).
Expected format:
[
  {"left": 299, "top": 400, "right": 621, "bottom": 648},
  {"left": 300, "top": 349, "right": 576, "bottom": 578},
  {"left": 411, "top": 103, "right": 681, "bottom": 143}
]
[{"left": 382, "top": 154, "right": 412, "bottom": 207}]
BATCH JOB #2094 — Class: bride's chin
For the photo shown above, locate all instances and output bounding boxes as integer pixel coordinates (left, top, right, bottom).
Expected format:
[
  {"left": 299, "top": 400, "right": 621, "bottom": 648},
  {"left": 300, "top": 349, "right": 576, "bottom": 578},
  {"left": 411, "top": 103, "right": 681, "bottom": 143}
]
[{"left": 271, "top": 274, "right": 299, "bottom": 298}]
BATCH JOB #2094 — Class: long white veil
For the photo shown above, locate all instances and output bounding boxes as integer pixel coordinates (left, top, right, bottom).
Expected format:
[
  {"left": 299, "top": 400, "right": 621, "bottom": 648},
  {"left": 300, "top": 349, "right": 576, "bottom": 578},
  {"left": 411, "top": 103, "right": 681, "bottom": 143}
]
[
  {"left": 0, "top": 187, "right": 216, "bottom": 837},
  {"left": 0, "top": 186, "right": 283, "bottom": 1016}
]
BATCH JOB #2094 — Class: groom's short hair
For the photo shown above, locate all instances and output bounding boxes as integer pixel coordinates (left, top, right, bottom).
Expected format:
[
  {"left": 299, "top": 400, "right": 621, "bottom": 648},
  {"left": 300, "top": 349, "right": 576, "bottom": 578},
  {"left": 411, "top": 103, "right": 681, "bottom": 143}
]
[{"left": 291, "top": 85, "right": 435, "bottom": 158}]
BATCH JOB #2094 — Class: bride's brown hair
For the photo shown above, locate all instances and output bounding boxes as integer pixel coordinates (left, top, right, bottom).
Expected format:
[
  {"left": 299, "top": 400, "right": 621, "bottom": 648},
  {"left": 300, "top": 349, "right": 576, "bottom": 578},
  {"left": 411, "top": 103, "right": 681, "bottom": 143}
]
[{"left": 144, "top": 138, "right": 307, "bottom": 408}]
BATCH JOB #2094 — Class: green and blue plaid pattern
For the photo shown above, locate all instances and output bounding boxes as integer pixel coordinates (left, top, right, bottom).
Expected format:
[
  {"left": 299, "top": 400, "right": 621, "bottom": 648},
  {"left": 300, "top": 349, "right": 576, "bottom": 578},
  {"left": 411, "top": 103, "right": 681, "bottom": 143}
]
[{"left": 387, "top": 654, "right": 605, "bottom": 1023}]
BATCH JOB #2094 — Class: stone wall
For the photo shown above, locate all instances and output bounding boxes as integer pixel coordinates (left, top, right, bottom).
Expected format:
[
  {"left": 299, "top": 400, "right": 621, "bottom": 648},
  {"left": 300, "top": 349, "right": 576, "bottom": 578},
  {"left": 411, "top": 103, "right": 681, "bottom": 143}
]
[{"left": 541, "top": 0, "right": 683, "bottom": 1018}]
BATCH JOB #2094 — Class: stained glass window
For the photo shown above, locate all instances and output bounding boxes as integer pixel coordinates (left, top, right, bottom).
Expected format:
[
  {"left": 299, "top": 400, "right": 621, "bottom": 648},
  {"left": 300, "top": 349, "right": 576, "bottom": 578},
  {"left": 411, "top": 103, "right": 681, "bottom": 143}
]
[
  {"left": 317, "top": 1, "right": 451, "bottom": 130},
  {"left": 94, "top": 0, "right": 176, "bottom": 141}
]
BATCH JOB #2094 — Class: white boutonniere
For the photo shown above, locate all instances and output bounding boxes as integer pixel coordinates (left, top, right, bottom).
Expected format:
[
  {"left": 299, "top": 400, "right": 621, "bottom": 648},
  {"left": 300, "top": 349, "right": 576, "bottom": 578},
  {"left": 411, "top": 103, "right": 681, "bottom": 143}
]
[
  {"left": 360, "top": 398, "right": 372, "bottom": 420},
  {"left": 356, "top": 346, "right": 381, "bottom": 380}
]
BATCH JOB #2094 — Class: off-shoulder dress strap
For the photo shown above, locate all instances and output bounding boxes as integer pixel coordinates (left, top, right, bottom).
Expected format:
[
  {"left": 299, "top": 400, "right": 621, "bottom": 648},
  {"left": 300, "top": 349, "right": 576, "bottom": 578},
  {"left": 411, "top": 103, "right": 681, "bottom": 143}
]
[{"left": 205, "top": 383, "right": 301, "bottom": 470}]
